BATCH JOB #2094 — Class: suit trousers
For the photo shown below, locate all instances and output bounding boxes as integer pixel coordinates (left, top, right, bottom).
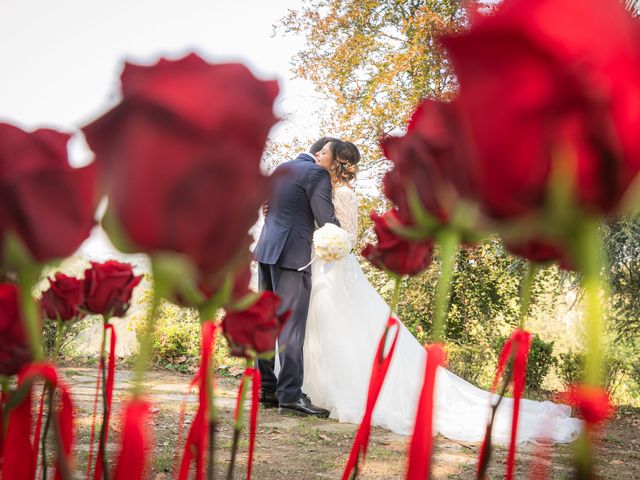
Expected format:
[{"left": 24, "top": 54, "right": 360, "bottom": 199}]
[{"left": 257, "top": 262, "right": 311, "bottom": 404}]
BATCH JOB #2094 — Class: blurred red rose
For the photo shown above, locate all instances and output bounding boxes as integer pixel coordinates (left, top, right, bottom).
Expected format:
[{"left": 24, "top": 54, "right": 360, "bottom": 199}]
[
  {"left": 362, "top": 210, "right": 433, "bottom": 276},
  {"left": 0, "top": 123, "right": 97, "bottom": 262},
  {"left": 0, "top": 283, "right": 32, "bottom": 376},
  {"left": 443, "top": 0, "right": 640, "bottom": 219},
  {"left": 221, "top": 291, "right": 290, "bottom": 357},
  {"left": 559, "top": 384, "right": 614, "bottom": 426},
  {"left": 169, "top": 246, "right": 254, "bottom": 309},
  {"left": 41, "top": 272, "right": 85, "bottom": 321},
  {"left": 82, "top": 53, "right": 278, "bottom": 274},
  {"left": 504, "top": 239, "right": 574, "bottom": 271},
  {"left": 83, "top": 260, "right": 142, "bottom": 317},
  {"left": 382, "top": 100, "right": 477, "bottom": 226}
]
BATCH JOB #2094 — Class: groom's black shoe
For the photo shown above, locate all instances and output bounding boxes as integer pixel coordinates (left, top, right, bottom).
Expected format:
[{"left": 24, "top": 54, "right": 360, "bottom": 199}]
[
  {"left": 259, "top": 390, "right": 279, "bottom": 409},
  {"left": 278, "top": 394, "right": 330, "bottom": 418}
]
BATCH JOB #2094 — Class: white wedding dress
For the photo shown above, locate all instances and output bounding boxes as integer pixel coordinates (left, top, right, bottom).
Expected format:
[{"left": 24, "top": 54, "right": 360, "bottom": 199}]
[{"left": 302, "top": 185, "right": 582, "bottom": 444}]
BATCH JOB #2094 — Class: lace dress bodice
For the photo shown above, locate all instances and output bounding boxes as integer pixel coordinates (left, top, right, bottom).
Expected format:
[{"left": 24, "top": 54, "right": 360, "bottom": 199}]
[{"left": 333, "top": 185, "right": 358, "bottom": 248}]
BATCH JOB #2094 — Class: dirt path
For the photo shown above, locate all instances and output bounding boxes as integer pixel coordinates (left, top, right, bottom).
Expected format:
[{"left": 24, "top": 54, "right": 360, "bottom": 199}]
[{"left": 47, "top": 367, "right": 640, "bottom": 479}]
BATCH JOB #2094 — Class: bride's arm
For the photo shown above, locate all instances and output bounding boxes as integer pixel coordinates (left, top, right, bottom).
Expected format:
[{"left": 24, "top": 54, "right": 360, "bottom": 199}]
[{"left": 334, "top": 187, "right": 359, "bottom": 248}]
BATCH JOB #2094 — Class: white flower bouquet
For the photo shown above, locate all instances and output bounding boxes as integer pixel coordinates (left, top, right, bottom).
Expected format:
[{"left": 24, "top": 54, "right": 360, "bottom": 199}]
[{"left": 313, "top": 223, "right": 353, "bottom": 262}]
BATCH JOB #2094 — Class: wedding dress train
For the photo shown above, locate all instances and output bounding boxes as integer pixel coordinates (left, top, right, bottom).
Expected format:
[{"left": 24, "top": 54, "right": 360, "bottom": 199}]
[{"left": 302, "top": 185, "right": 582, "bottom": 444}]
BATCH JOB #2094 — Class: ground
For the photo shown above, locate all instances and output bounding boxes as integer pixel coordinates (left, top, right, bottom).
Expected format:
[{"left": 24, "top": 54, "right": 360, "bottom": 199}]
[{"left": 37, "top": 367, "right": 640, "bottom": 479}]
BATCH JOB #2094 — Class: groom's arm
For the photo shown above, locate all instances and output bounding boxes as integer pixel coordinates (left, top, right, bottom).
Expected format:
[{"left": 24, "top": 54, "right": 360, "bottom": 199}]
[{"left": 306, "top": 168, "right": 340, "bottom": 227}]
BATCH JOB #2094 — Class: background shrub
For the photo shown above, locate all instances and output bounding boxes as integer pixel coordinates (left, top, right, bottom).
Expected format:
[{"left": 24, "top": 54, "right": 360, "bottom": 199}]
[
  {"left": 492, "top": 335, "right": 556, "bottom": 394},
  {"left": 446, "top": 343, "right": 496, "bottom": 389},
  {"left": 142, "top": 299, "right": 243, "bottom": 374},
  {"left": 558, "top": 350, "right": 629, "bottom": 396},
  {"left": 43, "top": 315, "right": 101, "bottom": 357}
]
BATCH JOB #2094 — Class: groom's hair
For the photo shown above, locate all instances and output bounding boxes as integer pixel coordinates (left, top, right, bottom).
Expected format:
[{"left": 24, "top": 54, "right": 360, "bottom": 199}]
[{"left": 309, "top": 136, "right": 341, "bottom": 155}]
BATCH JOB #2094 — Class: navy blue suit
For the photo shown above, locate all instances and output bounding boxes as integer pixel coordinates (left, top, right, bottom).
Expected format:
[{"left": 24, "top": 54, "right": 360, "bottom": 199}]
[{"left": 254, "top": 153, "right": 338, "bottom": 403}]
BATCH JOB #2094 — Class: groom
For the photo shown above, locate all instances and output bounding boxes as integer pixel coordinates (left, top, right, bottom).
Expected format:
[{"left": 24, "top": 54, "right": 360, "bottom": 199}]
[{"left": 253, "top": 136, "right": 340, "bottom": 417}]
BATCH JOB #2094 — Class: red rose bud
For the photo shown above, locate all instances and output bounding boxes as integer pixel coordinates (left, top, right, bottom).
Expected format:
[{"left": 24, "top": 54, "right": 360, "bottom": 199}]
[
  {"left": 0, "top": 123, "right": 97, "bottom": 262},
  {"left": 442, "top": 0, "right": 640, "bottom": 219},
  {"left": 361, "top": 210, "right": 433, "bottom": 276},
  {"left": 40, "top": 272, "right": 85, "bottom": 321},
  {"left": 83, "top": 260, "right": 142, "bottom": 317},
  {"left": 82, "top": 53, "right": 279, "bottom": 274},
  {"left": 221, "top": 291, "right": 290, "bottom": 357},
  {"left": 0, "top": 283, "right": 33, "bottom": 376},
  {"left": 382, "top": 100, "right": 478, "bottom": 227}
]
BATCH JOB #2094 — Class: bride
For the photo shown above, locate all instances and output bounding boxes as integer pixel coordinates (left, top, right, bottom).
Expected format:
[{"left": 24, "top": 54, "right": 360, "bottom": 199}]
[{"left": 302, "top": 139, "right": 582, "bottom": 444}]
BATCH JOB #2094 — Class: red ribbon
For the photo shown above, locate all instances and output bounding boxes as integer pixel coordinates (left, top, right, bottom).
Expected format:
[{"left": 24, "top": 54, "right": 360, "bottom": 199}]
[
  {"left": 1, "top": 371, "right": 34, "bottom": 480},
  {"left": 172, "top": 384, "right": 191, "bottom": 476},
  {"left": 0, "top": 386, "right": 6, "bottom": 471},
  {"left": 33, "top": 386, "right": 47, "bottom": 470},
  {"left": 477, "top": 329, "right": 532, "bottom": 480},
  {"left": 178, "top": 321, "right": 216, "bottom": 480},
  {"left": 94, "top": 323, "right": 117, "bottom": 480},
  {"left": 341, "top": 317, "right": 400, "bottom": 480},
  {"left": 247, "top": 368, "right": 261, "bottom": 480},
  {"left": 527, "top": 442, "right": 552, "bottom": 480},
  {"left": 2, "top": 362, "right": 75, "bottom": 480},
  {"left": 112, "top": 398, "right": 153, "bottom": 480},
  {"left": 57, "top": 383, "right": 74, "bottom": 480},
  {"left": 232, "top": 367, "right": 262, "bottom": 480},
  {"left": 86, "top": 359, "right": 103, "bottom": 479},
  {"left": 406, "top": 343, "right": 446, "bottom": 480}
]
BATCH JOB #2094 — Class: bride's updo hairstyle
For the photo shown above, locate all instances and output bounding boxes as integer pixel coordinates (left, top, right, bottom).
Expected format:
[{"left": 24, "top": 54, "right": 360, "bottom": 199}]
[{"left": 330, "top": 140, "right": 360, "bottom": 186}]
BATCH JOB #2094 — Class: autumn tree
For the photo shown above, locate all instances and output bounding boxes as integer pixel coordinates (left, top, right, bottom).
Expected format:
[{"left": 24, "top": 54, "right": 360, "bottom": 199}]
[
  {"left": 626, "top": 0, "right": 640, "bottom": 15},
  {"left": 275, "top": 0, "right": 467, "bottom": 166}
]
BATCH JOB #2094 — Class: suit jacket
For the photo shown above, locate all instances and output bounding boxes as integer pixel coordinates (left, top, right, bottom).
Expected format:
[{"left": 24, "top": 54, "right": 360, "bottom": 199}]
[{"left": 254, "top": 153, "right": 339, "bottom": 271}]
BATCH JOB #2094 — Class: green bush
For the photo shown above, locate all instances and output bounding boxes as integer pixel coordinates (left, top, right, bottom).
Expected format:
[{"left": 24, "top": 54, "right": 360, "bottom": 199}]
[
  {"left": 557, "top": 351, "right": 583, "bottom": 387},
  {"left": 43, "top": 315, "right": 101, "bottom": 358},
  {"left": 140, "top": 300, "right": 244, "bottom": 374},
  {"left": 447, "top": 343, "right": 496, "bottom": 389},
  {"left": 631, "top": 362, "right": 640, "bottom": 386},
  {"left": 557, "top": 350, "right": 628, "bottom": 396},
  {"left": 148, "top": 302, "right": 201, "bottom": 372},
  {"left": 493, "top": 334, "right": 556, "bottom": 394},
  {"left": 629, "top": 362, "right": 640, "bottom": 399},
  {"left": 525, "top": 336, "right": 556, "bottom": 393}
]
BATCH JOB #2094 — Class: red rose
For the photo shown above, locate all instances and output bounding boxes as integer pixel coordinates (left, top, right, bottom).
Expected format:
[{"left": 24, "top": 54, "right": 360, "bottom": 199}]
[
  {"left": 221, "top": 291, "right": 290, "bottom": 357},
  {"left": 198, "top": 260, "right": 253, "bottom": 306},
  {"left": 169, "top": 246, "right": 254, "bottom": 309},
  {"left": 82, "top": 53, "right": 279, "bottom": 274},
  {"left": 505, "top": 239, "right": 574, "bottom": 271},
  {"left": 41, "top": 272, "right": 85, "bottom": 321},
  {"left": 83, "top": 261, "right": 142, "bottom": 317},
  {"left": 443, "top": 0, "right": 640, "bottom": 219},
  {"left": 0, "top": 283, "right": 32, "bottom": 376},
  {"left": 0, "top": 123, "right": 97, "bottom": 261},
  {"left": 362, "top": 210, "right": 433, "bottom": 276},
  {"left": 382, "top": 100, "right": 477, "bottom": 227}
]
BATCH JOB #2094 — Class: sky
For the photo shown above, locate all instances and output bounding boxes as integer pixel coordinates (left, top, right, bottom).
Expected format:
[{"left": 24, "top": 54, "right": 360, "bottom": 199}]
[
  {"left": 0, "top": 0, "right": 322, "bottom": 164},
  {"left": 0, "top": 0, "right": 322, "bottom": 260}
]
